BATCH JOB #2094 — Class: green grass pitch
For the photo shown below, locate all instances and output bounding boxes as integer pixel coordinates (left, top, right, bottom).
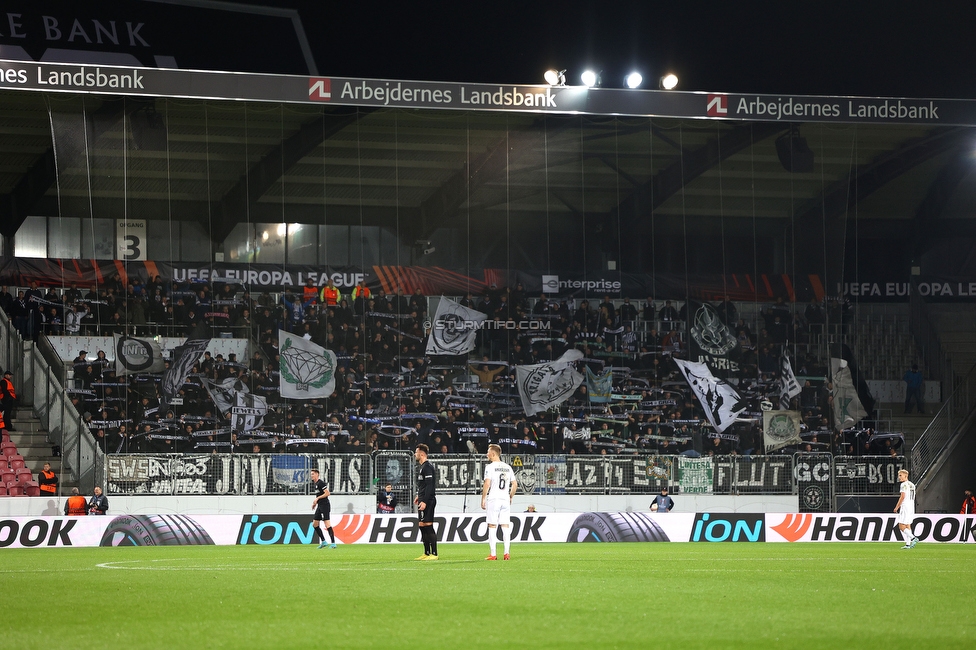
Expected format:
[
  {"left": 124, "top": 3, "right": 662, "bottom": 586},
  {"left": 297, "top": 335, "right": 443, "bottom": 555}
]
[{"left": 3, "top": 542, "right": 973, "bottom": 649}]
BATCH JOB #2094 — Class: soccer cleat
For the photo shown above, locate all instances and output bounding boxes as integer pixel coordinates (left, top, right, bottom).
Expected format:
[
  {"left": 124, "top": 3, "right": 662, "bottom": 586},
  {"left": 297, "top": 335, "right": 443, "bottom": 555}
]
[
  {"left": 910, "top": 537, "right": 918, "bottom": 548},
  {"left": 503, "top": 553, "right": 510, "bottom": 560},
  {"left": 415, "top": 554, "right": 430, "bottom": 560},
  {"left": 422, "top": 554, "right": 439, "bottom": 561},
  {"left": 330, "top": 543, "right": 337, "bottom": 549},
  {"left": 486, "top": 555, "right": 497, "bottom": 561},
  {"left": 901, "top": 544, "right": 912, "bottom": 549},
  {"left": 317, "top": 542, "right": 328, "bottom": 549}
]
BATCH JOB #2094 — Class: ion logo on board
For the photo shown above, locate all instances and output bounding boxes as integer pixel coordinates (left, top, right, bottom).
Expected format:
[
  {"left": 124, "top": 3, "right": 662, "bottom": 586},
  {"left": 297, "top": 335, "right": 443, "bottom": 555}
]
[
  {"left": 690, "top": 513, "right": 764, "bottom": 542},
  {"left": 706, "top": 94, "right": 728, "bottom": 116}
]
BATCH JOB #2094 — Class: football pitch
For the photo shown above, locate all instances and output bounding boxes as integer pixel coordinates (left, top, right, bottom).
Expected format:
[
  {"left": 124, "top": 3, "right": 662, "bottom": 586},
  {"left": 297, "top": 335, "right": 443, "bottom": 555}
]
[{"left": 3, "top": 542, "right": 973, "bottom": 649}]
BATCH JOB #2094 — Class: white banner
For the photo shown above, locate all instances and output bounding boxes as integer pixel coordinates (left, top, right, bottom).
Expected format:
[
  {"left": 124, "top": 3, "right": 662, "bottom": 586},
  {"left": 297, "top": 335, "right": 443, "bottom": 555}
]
[
  {"left": 278, "top": 331, "right": 337, "bottom": 399},
  {"left": 779, "top": 355, "right": 802, "bottom": 406}
]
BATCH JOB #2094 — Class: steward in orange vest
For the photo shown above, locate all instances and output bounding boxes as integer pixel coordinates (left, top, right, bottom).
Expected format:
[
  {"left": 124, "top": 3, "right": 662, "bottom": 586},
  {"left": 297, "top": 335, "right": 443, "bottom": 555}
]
[
  {"left": 64, "top": 488, "right": 88, "bottom": 515},
  {"left": 351, "top": 282, "right": 372, "bottom": 301},
  {"left": 320, "top": 281, "right": 341, "bottom": 306},
  {"left": 39, "top": 462, "right": 58, "bottom": 495}
]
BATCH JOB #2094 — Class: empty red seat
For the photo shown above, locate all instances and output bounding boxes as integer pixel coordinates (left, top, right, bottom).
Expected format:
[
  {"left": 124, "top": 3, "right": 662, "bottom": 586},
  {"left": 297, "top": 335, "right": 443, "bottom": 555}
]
[
  {"left": 1, "top": 471, "right": 14, "bottom": 485},
  {"left": 0, "top": 458, "right": 8, "bottom": 472},
  {"left": 8, "top": 457, "right": 25, "bottom": 470},
  {"left": 16, "top": 470, "right": 33, "bottom": 483},
  {"left": 0, "top": 485, "right": 7, "bottom": 496},
  {"left": 6, "top": 481, "right": 24, "bottom": 496},
  {"left": 1, "top": 444, "right": 17, "bottom": 457},
  {"left": 23, "top": 481, "right": 40, "bottom": 496}
]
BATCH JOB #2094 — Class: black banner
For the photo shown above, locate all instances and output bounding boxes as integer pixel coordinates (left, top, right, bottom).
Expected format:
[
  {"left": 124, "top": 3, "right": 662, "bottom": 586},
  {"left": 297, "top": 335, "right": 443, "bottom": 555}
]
[
  {"left": 429, "top": 456, "right": 485, "bottom": 493},
  {"left": 1, "top": 60, "right": 975, "bottom": 126},
  {"left": 795, "top": 453, "right": 833, "bottom": 512},
  {"left": 713, "top": 456, "right": 793, "bottom": 495},
  {"left": 565, "top": 457, "right": 607, "bottom": 493},
  {"left": 832, "top": 456, "right": 906, "bottom": 495}
]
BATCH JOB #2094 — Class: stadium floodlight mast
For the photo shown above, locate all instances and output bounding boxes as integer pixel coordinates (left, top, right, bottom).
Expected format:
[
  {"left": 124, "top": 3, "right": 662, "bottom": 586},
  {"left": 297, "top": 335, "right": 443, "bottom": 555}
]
[
  {"left": 660, "top": 73, "right": 679, "bottom": 90},
  {"left": 544, "top": 69, "right": 567, "bottom": 86},
  {"left": 580, "top": 69, "right": 600, "bottom": 87},
  {"left": 625, "top": 72, "right": 643, "bottom": 89}
]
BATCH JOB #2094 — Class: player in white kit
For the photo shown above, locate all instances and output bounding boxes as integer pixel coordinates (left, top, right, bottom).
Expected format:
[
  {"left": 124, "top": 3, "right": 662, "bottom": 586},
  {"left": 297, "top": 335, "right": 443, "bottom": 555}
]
[
  {"left": 481, "top": 444, "right": 518, "bottom": 560},
  {"left": 894, "top": 469, "right": 919, "bottom": 549}
]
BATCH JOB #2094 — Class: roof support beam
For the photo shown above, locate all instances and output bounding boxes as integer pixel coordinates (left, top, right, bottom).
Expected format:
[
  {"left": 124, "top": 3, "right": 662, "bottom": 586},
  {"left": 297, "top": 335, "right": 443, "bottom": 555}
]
[{"left": 208, "top": 107, "right": 371, "bottom": 244}]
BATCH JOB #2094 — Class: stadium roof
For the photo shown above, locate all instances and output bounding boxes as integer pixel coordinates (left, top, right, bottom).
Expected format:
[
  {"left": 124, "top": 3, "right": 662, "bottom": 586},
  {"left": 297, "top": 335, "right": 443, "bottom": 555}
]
[{"left": 2, "top": 61, "right": 976, "bottom": 267}]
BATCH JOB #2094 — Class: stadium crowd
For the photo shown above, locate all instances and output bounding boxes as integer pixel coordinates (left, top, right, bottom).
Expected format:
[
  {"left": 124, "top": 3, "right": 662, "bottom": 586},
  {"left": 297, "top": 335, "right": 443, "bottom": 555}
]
[{"left": 0, "top": 277, "right": 902, "bottom": 459}]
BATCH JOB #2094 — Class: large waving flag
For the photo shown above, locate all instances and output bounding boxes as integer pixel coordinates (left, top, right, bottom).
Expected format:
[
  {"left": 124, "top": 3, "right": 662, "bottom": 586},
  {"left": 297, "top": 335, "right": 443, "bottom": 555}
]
[
  {"left": 162, "top": 338, "right": 210, "bottom": 403},
  {"left": 674, "top": 358, "right": 748, "bottom": 433},
  {"left": 279, "top": 331, "right": 338, "bottom": 399},
  {"left": 830, "top": 358, "right": 867, "bottom": 429},
  {"left": 114, "top": 333, "right": 165, "bottom": 376},
  {"left": 426, "top": 297, "right": 487, "bottom": 355},
  {"left": 516, "top": 350, "right": 584, "bottom": 416},
  {"left": 779, "top": 354, "right": 802, "bottom": 408},
  {"left": 585, "top": 367, "right": 613, "bottom": 403}
]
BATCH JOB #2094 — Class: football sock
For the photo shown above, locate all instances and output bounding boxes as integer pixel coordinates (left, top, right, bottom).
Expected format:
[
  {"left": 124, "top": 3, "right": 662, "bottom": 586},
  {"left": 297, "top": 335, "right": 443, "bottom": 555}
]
[
  {"left": 502, "top": 525, "right": 511, "bottom": 554},
  {"left": 315, "top": 525, "right": 324, "bottom": 542},
  {"left": 327, "top": 527, "right": 335, "bottom": 543},
  {"left": 428, "top": 527, "right": 438, "bottom": 556},
  {"left": 421, "top": 527, "right": 431, "bottom": 555},
  {"left": 489, "top": 528, "right": 497, "bottom": 557}
]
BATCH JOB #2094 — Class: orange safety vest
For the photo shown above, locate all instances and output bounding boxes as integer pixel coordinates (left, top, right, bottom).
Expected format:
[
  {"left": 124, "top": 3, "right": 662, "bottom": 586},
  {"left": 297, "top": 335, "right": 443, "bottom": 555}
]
[
  {"left": 0, "top": 377, "right": 15, "bottom": 400},
  {"left": 352, "top": 285, "right": 371, "bottom": 300},
  {"left": 66, "top": 495, "right": 88, "bottom": 515},
  {"left": 321, "top": 285, "right": 340, "bottom": 306},
  {"left": 39, "top": 470, "right": 57, "bottom": 494},
  {"left": 302, "top": 285, "right": 319, "bottom": 303}
]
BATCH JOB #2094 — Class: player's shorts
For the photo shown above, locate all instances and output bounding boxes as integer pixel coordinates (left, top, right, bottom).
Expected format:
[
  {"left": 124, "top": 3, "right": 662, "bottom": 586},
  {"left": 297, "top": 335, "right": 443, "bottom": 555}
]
[
  {"left": 418, "top": 497, "right": 436, "bottom": 524},
  {"left": 896, "top": 507, "right": 915, "bottom": 526},
  {"left": 314, "top": 503, "right": 331, "bottom": 522},
  {"left": 485, "top": 499, "right": 511, "bottom": 526}
]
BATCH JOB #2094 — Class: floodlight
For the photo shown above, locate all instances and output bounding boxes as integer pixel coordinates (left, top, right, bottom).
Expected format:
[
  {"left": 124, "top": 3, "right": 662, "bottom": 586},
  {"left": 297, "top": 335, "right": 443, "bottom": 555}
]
[
  {"left": 544, "top": 69, "right": 566, "bottom": 86},
  {"left": 625, "top": 72, "right": 642, "bottom": 89},
  {"left": 581, "top": 70, "right": 598, "bottom": 87},
  {"left": 660, "top": 73, "right": 678, "bottom": 90}
]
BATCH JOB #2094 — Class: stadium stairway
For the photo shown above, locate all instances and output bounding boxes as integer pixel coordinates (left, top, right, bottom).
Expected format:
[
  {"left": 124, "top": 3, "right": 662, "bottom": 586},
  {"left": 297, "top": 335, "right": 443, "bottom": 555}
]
[
  {"left": 2, "top": 411, "right": 77, "bottom": 497},
  {"left": 875, "top": 406, "right": 934, "bottom": 452}
]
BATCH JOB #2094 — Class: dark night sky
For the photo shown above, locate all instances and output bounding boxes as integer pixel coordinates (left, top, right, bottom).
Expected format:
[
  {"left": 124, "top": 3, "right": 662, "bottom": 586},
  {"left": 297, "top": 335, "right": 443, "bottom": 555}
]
[
  {"left": 281, "top": 1, "right": 976, "bottom": 99},
  {"left": 4, "top": 1, "right": 974, "bottom": 99}
]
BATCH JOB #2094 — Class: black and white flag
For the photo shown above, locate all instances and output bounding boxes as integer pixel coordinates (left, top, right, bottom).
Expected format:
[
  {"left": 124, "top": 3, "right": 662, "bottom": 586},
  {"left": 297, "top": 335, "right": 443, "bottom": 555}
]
[
  {"left": 114, "top": 333, "right": 165, "bottom": 376},
  {"left": 516, "top": 349, "right": 585, "bottom": 416},
  {"left": 426, "top": 297, "right": 487, "bottom": 355},
  {"left": 779, "top": 355, "right": 802, "bottom": 408},
  {"left": 674, "top": 358, "right": 748, "bottom": 434},
  {"left": 231, "top": 391, "right": 267, "bottom": 432},
  {"left": 204, "top": 376, "right": 250, "bottom": 417},
  {"left": 161, "top": 338, "right": 210, "bottom": 402}
]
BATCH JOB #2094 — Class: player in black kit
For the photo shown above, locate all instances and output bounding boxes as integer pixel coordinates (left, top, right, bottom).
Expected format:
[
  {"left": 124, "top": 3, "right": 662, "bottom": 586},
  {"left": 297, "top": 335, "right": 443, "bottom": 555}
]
[
  {"left": 310, "top": 469, "right": 336, "bottom": 549},
  {"left": 413, "top": 444, "right": 438, "bottom": 560}
]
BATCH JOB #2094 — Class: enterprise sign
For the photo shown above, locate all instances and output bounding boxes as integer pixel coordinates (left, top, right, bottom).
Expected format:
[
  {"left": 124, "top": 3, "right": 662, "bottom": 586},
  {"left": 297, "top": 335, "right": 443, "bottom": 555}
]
[{"left": 2, "top": 58, "right": 975, "bottom": 126}]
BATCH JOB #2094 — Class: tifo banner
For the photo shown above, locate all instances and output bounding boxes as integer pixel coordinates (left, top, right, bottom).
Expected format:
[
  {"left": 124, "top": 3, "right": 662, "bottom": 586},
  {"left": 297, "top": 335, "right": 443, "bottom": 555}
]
[
  {"left": 113, "top": 333, "right": 165, "bottom": 376},
  {"left": 763, "top": 410, "right": 802, "bottom": 452},
  {"left": 105, "top": 454, "right": 369, "bottom": 495},
  {"left": 278, "top": 332, "right": 337, "bottom": 399},
  {"left": 677, "top": 457, "right": 714, "bottom": 494},
  {"left": 4, "top": 513, "right": 976, "bottom": 548}
]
